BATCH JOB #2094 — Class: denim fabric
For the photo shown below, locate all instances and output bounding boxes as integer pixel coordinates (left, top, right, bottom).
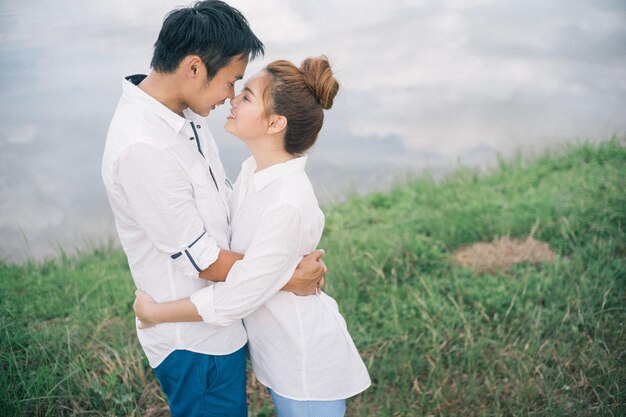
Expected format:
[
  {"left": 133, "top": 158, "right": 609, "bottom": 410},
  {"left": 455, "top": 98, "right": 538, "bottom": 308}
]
[
  {"left": 154, "top": 347, "right": 247, "bottom": 417},
  {"left": 270, "top": 389, "right": 346, "bottom": 417}
]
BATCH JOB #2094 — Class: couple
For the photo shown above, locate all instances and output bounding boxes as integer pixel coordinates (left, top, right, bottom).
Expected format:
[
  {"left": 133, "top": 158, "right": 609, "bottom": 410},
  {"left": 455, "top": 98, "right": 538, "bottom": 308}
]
[{"left": 101, "top": 1, "right": 370, "bottom": 417}]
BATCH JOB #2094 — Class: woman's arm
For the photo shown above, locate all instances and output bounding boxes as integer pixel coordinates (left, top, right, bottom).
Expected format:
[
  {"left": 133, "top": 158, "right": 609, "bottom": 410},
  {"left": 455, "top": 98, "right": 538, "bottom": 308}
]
[
  {"left": 191, "top": 203, "right": 310, "bottom": 327},
  {"left": 134, "top": 290, "right": 200, "bottom": 328}
]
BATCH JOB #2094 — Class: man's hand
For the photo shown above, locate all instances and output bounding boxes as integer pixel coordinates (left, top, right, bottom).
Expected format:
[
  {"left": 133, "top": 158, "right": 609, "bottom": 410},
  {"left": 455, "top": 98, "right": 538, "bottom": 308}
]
[
  {"left": 133, "top": 289, "right": 158, "bottom": 329},
  {"left": 282, "top": 249, "right": 327, "bottom": 296}
]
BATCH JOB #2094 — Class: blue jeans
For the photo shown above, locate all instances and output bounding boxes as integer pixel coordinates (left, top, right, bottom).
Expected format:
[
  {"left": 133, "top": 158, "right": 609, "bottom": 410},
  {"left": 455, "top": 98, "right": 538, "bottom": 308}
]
[
  {"left": 270, "top": 389, "right": 346, "bottom": 417},
  {"left": 153, "top": 346, "right": 247, "bottom": 417}
]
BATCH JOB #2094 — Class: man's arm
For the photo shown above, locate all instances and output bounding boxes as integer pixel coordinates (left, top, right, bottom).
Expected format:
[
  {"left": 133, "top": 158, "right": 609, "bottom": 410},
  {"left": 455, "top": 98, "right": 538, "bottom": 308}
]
[
  {"left": 281, "top": 249, "right": 326, "bottom": 295},
  {"left": 201, "top": 249, "right": 326, "bottom": 294},
  {"left": 118, "top": 144, "right": 222, "bottom": 278},
  {"left": 199, "top": 249, "right": 242, "bottom": 281}
]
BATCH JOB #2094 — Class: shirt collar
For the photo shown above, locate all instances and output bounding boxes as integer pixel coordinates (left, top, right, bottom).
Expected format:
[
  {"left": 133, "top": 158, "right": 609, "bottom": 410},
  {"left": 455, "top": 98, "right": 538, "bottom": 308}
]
[
  {"left": 122, "top": 74, "right": 187, "bottom": 134},
  {"left": 250, "top": 156, "right": 308, "bottom": 191}
]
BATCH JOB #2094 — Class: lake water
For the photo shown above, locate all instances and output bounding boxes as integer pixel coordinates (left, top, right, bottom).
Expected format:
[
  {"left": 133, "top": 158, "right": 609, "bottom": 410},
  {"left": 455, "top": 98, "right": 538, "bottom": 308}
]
[{"left": 1, "top": 0, "right": 625, "bottom": 263}]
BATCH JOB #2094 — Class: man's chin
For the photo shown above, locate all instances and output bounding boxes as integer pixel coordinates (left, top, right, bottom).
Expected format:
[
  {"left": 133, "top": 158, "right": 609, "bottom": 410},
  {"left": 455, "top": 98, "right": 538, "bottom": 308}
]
[
  {"left": 205, "top": 104, "right": 219, "bottom": 116},
  {"left": 188, "top": 105, "right": 211, "bottom": 117}
]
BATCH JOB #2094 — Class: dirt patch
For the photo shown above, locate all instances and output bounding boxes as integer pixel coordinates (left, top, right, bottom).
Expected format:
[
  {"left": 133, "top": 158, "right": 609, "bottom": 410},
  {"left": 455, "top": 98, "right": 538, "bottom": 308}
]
[{"left": 452, "top": 236, "right": 556, "bottom": 273}]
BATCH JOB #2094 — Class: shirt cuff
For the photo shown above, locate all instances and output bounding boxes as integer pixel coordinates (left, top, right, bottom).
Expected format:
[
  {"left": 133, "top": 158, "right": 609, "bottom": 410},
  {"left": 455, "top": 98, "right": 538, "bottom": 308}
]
[
  {"left": 170, "top": 229, "right": 220, "bottom": 278},
  {"left": 189, "top": 286, "right": 218, "bottom": 324}
]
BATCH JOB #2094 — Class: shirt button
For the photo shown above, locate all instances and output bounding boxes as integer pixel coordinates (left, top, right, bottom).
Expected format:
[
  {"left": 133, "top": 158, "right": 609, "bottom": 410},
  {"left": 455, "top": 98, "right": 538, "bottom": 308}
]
[
  {"left": 189, "top": 137, "right": 194, "bottom": 141},
  {"left": 196, "top": 125, "right": 201, "bottom": 129}
]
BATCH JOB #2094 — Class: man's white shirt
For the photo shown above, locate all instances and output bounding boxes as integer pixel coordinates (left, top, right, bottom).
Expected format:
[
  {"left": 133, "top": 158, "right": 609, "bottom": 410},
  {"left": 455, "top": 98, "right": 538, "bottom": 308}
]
[{"left": 102, "top": 75, "right": 246, "bottom": 367}]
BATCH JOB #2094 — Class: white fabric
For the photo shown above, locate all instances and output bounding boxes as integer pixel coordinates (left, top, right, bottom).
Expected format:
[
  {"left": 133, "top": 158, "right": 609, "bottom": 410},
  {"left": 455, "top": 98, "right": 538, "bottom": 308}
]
[
  {"left": 190, "top": 156, "right": 371, "bottom": 400},
  {"left": 102, "top": 75, "right": 247, "bottom": 368}
]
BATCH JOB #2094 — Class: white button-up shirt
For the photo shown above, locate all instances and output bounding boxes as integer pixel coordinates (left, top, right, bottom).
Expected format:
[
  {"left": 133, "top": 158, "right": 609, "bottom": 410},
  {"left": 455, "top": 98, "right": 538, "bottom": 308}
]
[
  {"left": 191, "top": 156, "right": 371, "bottom": 400},
  {"left": 102, "top": 75, "right": 247, "bottom": 368}
]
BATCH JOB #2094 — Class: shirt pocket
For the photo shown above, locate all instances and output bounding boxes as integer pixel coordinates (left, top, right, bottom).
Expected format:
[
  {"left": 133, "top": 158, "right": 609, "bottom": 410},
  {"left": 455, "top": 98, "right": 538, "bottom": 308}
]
[
  {"left": 181, "top": 161, "right": 210, "bottom": 206},
  {"left": 188, "top": 162, "right": 208, "bottom": 188}
]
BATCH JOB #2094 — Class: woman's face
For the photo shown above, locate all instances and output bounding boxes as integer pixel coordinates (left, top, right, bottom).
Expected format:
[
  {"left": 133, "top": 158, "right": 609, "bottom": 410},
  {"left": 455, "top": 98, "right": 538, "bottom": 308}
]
[{"left": 225, "top": 70, "right": 269, "bottom": 141}]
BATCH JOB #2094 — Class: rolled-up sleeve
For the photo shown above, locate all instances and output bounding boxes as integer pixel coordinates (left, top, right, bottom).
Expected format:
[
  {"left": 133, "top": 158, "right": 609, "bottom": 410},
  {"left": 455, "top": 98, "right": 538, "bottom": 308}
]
[
  {"left": 190, "top": 203, "right": 302, "bottom": 326},
  {"left": 116, "top": 143, "right": 220, "bottom": 277}
]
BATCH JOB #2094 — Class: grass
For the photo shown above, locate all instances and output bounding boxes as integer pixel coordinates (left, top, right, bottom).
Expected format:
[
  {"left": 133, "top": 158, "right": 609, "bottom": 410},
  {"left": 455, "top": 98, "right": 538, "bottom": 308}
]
[{"left": 1, "top": 139, "right": 625, "bottom": 416}]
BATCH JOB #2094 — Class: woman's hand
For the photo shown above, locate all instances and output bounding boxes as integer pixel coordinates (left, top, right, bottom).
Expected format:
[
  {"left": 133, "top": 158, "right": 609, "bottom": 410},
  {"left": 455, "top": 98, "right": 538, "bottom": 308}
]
[{"left": 133, "top": 289, "right": 158, "bottom": 329}]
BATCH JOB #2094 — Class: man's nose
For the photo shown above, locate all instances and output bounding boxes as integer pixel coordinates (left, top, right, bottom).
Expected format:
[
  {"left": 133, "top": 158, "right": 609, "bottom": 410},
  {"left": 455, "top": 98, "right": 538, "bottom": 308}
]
[{"left": 227, "top": 86, "right": 236, "bottom": 100}]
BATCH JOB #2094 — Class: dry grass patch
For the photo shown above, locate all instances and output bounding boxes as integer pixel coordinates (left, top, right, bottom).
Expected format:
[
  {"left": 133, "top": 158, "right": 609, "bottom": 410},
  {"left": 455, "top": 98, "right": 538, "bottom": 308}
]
[{"left": 452, "top": 236, "right": 556, "bottom": 273}]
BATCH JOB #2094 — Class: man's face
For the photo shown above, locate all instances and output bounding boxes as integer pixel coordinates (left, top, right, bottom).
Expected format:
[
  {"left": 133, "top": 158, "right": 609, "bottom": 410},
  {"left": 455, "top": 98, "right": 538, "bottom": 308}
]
[{"left": 188, "top": 55, "right": 248, "bottom": 117}]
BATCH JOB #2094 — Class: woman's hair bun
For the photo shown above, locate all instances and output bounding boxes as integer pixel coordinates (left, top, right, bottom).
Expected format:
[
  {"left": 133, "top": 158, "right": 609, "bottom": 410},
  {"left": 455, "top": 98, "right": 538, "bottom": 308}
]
[{"left": 300, "top": 56, "right": 339, "bottom": 110}]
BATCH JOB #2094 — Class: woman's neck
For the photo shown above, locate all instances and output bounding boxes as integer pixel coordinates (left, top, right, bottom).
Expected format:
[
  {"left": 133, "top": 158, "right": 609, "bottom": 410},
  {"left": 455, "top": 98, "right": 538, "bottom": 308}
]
[{"left": 248, "top": 138, "right": 295, "bottom": 172}]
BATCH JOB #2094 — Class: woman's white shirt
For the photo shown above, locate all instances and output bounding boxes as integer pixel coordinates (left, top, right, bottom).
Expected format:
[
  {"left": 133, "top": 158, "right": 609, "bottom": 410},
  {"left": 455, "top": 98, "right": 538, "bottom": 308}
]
[{"left": 190, "top": 156, "right": 370, "bottom": 400}]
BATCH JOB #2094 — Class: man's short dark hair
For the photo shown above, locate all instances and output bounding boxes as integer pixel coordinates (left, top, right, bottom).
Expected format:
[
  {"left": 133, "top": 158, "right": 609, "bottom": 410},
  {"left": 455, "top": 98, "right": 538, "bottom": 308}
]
[{"left": 151, "top": 0, "right": 264, "bottom": 79}]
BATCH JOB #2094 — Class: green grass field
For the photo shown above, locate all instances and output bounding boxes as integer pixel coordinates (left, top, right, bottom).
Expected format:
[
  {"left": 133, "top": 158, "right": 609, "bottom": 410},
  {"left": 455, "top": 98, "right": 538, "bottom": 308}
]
[{"left": 1, "top": 139, "right": 625, "bottom": 416}]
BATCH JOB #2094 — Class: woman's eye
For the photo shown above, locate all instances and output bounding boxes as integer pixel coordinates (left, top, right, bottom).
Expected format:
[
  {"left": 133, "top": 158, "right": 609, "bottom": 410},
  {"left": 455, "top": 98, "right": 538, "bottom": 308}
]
[{"left": 243, "top": 95, "right": 250, "bottom": 102}]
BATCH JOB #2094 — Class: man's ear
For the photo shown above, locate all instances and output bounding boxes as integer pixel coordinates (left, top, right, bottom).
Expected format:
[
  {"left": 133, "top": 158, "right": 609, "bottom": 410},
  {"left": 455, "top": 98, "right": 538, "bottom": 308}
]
[
  {"left": 183, "top": 55, "right": 202, "bottom": 78},
  {"left": 267, "top": 115, "right": 287, "bottom": 135}
]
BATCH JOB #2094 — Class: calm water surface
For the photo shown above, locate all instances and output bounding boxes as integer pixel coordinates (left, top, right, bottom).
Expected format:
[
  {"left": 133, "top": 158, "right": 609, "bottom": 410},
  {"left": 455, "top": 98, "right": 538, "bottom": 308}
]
[{"left": 1, "top": 0, "right": 625, "bottom": 263}]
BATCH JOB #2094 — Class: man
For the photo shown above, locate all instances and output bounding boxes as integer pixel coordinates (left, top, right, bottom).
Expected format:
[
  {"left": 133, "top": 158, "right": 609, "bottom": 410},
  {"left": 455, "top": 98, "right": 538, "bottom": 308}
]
[{"left": 101, "top": 2, "right": 325, "bottom": 416}]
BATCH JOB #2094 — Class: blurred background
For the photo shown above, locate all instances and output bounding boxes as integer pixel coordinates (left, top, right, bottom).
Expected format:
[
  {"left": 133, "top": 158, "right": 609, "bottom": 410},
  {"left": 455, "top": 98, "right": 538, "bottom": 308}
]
[{"left": 1, "top": 0, "right": 625, "bottom": 263}]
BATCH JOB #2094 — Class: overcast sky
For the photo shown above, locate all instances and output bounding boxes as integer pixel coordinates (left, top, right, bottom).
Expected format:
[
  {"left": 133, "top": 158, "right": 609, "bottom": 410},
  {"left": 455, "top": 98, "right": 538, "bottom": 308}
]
[{"left": 1, "top": 0, "right": 625, "bottom": 262}]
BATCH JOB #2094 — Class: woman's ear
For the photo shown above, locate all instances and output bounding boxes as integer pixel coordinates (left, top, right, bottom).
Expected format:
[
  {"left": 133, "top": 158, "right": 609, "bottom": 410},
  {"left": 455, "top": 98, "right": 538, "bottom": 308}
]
[{"left": 267, "top": 115, "right": 287, "bottom": 135}]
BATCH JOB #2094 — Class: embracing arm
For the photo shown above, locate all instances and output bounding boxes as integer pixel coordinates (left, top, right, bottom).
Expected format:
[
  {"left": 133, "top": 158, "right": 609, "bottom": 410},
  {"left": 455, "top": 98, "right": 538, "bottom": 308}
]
[
  {"left": 146, "top": 239, "right": 246, "bottom": 320},
  {"left": 134, "top": 290, "right": 199, "bottom": 327},
  {"left": 135, "top": 247, "right": 326, "bottom": 325},
  {"left": 281, "top": 249, "right": 326, "bottom": 294},
  {"left": 199, "top": 249, "right": 243, "bottom": 282},
  {"left": 134, "top": 246, "right": 326, "bottom": 327},
  {"left": 199, "top": 246, "right": 325, "bottom": 292},
  {"left": 190, "top": 203, "right": 313, "bottom": 327},
  {"left": 135, "top": 203, "right": 325, "bottom": 328}
]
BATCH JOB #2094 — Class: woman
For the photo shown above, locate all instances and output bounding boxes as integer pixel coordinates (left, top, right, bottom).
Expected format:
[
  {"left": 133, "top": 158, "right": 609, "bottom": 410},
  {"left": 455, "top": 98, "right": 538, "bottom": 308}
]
[{"left": 134, "top": 56, "right": 371, "bottom": 416}]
